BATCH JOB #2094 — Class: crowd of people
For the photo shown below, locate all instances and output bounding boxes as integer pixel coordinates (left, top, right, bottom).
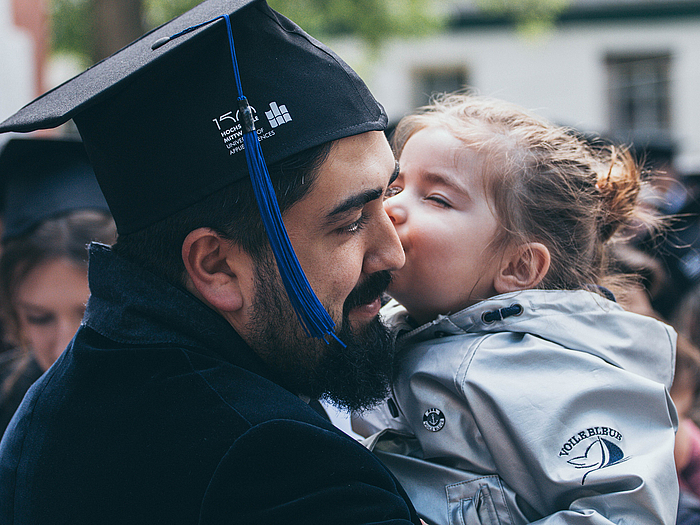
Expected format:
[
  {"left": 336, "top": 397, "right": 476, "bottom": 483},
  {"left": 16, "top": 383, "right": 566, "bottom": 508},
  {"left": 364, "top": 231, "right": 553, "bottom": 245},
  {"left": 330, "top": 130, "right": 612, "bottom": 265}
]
[{"left": 0, "top": 0, "right": 698, "bottom": 524}]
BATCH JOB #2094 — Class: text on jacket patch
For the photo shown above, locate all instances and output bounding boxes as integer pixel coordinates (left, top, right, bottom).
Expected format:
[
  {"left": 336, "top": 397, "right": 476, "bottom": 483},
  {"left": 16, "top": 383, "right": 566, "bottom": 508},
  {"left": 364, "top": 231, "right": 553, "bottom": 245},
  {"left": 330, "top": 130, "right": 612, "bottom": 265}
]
[{"left": 559, "top": 426, "right": 622, "bottom": 456}]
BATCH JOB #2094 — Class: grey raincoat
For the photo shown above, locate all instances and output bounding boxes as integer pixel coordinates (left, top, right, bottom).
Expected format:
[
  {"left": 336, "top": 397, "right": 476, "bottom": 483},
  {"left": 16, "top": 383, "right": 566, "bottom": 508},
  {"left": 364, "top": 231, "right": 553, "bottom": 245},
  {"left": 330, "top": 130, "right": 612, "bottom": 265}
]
[{"left": 360, "top": 289, "right": 679, "bottom": 525}]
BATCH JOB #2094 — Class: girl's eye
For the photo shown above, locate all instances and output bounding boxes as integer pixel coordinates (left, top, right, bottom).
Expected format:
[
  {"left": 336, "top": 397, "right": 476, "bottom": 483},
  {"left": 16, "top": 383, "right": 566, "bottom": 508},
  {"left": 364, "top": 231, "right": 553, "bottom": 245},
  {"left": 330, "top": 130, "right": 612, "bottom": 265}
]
[
  {"left": 426, "top": 195, "right": 451, "bottom": 208},
  {"left": 384, "top": 185, "right": 402, "bottom": 199},
  {"left": 340, "top": 212, "right": 369, "bottom": 235}
]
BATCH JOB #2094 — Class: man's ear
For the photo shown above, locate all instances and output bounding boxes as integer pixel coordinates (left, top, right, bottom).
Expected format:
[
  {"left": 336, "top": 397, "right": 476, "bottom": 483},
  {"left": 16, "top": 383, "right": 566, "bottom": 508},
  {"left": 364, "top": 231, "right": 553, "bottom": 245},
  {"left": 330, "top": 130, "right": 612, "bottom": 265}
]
[
  {"left": 181, "top": 228, "right": 251, "bottom": 313},
  {"left": 494, "top": 242, "right": 551, "bottom": 294}
]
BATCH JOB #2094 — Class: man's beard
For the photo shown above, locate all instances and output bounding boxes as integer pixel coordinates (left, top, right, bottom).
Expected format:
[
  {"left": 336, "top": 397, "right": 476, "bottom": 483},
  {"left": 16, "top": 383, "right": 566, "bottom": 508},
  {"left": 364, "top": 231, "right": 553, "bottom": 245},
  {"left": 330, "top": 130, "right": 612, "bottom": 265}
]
[{"left": 245, "top": 256, "right": 395, "bottom": 413}]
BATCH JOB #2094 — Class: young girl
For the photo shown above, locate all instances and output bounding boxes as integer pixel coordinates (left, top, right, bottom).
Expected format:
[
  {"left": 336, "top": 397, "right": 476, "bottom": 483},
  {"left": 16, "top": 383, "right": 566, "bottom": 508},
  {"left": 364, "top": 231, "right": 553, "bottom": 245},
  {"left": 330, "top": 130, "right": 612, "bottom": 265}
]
[{"left": 356, "top": 94, "right": 679, "bottom": 525}]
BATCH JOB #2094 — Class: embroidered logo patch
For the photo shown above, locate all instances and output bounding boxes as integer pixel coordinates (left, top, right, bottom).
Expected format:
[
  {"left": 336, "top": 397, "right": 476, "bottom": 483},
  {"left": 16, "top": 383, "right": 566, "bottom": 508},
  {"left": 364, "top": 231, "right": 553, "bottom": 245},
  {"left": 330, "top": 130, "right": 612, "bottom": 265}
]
[
  {"left": 423, "top": 408, "right": 445, "bottom": 432},
  {"left": 212, "top": 106, "right": 276, "bottom": 155},
  {"left": 265, "top": 102, "right": 292, "bottom": 128},
  {"left": 559, "top": 426, "right": 628, "bottom": 484}
]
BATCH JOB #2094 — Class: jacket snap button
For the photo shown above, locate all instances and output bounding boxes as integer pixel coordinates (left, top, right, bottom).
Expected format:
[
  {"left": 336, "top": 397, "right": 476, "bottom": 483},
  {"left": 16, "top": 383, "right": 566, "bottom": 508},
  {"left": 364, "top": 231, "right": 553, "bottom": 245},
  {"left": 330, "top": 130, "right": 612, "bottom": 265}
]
[{"left": 387, "top": 397, "right": 399, "bottom": 418}]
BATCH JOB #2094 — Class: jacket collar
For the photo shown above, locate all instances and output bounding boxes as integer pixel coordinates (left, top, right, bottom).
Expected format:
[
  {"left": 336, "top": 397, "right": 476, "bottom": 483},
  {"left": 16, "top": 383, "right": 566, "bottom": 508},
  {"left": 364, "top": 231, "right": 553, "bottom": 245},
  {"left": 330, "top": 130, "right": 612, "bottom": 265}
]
[
  {"left": 383, "top": 289, "right": 618, "bottom": 344},
  {"left": 83, "top": 243, "right": 276, "bottom": 381},
  {"left": 382, "top": 289, "right": 676, "bottom": 389}
]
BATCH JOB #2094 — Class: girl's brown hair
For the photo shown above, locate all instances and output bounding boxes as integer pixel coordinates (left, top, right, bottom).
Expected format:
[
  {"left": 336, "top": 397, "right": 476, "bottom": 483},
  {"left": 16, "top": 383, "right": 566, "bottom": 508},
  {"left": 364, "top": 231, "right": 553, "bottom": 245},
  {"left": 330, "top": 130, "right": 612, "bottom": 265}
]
[{"left": 392, "top": 93, "right": 655, "bottom": 294}]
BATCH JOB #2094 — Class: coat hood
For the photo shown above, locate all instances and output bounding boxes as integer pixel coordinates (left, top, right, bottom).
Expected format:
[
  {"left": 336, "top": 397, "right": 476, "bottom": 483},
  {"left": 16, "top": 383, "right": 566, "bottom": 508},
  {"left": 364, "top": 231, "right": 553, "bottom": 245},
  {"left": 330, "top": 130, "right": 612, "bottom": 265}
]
[{"left": 383, "top": 289, "right": 677, "bottom": 389}]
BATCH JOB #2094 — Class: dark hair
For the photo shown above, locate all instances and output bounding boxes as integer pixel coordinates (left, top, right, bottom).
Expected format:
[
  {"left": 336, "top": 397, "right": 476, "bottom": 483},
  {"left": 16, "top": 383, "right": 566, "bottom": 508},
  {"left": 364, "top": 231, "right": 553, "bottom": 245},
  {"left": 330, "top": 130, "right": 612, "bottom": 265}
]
[
  {"left": 0, "top": 209, "right": 117, "bottom": 344},
  {"left": 0, "top": 209, "right": 116, "bottom": 395},
  {"left": 392, "top": 93, "right": 657, "bottom": 294},
  {"left": 673, "top": 282, "right": 700, "bottom": 352},
  {"left": 112, "top": 141, "right": 334, "bottom": 286}
]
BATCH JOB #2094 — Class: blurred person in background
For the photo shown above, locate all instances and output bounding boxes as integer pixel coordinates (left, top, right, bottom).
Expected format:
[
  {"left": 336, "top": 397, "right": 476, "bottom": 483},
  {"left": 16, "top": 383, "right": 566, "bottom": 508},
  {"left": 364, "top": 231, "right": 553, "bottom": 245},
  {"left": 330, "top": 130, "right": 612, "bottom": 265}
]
[
  {"left": 673, "top": 281, "right": 700, "bottom": 358},
  {"left": 671, "top": 281, "right": 700, "bottom": 501},
  {"left": 607, "top": 240, "right": 700, "bottom": 524},
  {"left": 634, "top": 155, "right": 700, "bottom": 319},
  {"left": 670, "top": 336, "right": 700, "bottom": 498},
  {"left": 607, "top": 241, "right": 669, "bottom": 319},
  {"left": 0, "top": 138, "right": 115, "bottom": 436}
]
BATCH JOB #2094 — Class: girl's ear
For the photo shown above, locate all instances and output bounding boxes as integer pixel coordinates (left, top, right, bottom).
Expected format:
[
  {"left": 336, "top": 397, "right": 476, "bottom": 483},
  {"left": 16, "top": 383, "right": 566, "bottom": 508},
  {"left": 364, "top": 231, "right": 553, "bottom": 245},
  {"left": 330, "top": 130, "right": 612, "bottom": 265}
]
[{"left": 494, "top": 242, "right": 551, "bottom": 294}]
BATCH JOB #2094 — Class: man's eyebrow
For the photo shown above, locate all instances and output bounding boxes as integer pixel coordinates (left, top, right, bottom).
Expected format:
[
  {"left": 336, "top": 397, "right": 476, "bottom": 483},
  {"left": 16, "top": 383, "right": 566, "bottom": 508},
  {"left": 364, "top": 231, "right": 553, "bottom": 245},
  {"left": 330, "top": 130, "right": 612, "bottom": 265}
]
[
  {"left": 325, "top": 163, "right": 400, "bottom": 222},
  {"left": 326, "top": 188, "right": 384, "bottom": 221}
]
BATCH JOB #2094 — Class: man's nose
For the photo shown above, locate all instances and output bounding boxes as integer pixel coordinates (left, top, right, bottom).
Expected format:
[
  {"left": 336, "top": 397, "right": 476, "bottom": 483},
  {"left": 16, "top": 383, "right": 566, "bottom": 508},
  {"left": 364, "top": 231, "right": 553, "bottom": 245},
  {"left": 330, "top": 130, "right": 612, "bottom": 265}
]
[{"left": 363, "top": 206, "right": 405, "bottom": 275}]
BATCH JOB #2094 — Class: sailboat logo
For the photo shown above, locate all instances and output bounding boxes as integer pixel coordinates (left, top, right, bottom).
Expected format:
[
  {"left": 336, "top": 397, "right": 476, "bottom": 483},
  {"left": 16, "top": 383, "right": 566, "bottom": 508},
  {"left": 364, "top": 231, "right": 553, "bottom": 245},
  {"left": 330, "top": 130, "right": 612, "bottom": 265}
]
[{"left": 567, "top": 436, "right": 628, "bottom": 484}]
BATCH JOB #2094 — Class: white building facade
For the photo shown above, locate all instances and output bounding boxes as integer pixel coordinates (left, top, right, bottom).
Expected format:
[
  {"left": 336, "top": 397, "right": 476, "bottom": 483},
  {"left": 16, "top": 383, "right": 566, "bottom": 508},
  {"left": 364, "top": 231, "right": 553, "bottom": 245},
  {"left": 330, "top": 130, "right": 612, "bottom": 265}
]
[
  {"left": 0, "top": 0, "right": 34, "bottom": 130},
  {"left": 363, "top": 0, "right": 700, "bottom": 172}
]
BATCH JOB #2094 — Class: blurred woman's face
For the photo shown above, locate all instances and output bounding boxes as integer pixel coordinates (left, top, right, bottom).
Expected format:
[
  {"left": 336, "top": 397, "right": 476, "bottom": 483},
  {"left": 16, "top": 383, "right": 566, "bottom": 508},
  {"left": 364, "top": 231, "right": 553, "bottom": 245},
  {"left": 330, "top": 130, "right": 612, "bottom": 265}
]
[{"left": 13, "top": 257, "right": 90, "bottom": 371}]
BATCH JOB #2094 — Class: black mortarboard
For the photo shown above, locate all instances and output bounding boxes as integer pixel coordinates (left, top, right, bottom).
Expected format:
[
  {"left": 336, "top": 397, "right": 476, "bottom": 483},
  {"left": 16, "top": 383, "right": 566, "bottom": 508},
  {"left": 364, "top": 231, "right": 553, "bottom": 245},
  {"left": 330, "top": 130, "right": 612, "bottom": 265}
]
[
  {"left": 0, "top": 0, "right": 386, "bottom": 234},
  {"left": 0, "top": 138, "right": 109, "bottom": 242},
  {"left": 0, "top": 0, "right": 387, "bottom": 343}
]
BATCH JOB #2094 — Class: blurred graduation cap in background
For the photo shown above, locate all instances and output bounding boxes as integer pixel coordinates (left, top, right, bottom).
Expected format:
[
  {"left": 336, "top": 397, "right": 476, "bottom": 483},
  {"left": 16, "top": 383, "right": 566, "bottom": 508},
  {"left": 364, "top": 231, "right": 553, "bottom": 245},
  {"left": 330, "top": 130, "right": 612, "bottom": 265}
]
[
  {"left": 0, "top": 138, "right": 109, "bottom": 243},
  {"left": 0, "top": 0, "right": 389, "bottom": 342}
]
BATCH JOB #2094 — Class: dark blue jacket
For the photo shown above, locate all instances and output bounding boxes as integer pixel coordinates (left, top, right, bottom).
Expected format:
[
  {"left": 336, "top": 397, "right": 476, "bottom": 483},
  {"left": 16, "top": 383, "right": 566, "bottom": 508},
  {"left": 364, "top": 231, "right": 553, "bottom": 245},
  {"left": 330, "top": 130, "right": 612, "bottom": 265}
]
[{"left": 0, "top": 244, "right": 418, "bottom": 524}]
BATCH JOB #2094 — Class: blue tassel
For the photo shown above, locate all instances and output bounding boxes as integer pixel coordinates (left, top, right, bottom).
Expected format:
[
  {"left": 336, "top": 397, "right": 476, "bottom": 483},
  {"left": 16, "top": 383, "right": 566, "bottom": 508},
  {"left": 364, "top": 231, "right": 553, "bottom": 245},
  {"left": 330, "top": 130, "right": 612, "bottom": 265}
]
[
  {"left": 239, "top": 106, "right": 341, "bottom": 343},
  {"left": 223, "top": 15, "right": 342, "bottom": 345},
  {"left": 153, "top": 15, "right": 344, "bottom": 345}
]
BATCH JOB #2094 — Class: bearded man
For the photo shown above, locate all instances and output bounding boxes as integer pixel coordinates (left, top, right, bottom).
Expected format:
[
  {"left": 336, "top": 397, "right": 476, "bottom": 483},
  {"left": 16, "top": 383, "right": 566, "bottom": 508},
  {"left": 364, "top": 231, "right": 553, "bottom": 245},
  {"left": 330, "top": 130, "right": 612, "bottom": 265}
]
[{"left": 0, "top": 1, "right": 420, "bottom": 523}]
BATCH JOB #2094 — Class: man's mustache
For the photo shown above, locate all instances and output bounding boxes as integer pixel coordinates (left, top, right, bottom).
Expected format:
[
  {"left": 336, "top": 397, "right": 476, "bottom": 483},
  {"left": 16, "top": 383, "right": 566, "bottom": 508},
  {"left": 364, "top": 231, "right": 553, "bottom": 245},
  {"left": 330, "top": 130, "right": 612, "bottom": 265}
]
[{"left": 343, "top": 270, "right": 392, "bottom": 314}]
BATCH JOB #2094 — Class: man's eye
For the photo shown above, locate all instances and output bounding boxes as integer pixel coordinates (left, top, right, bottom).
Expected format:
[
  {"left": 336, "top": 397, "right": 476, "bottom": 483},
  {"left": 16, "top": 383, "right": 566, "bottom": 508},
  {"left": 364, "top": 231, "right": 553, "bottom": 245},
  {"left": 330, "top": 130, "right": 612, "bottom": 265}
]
[
  {"left": 384, "top": 186, "right": 402, "bottom": 199},
  {"left": 340, "top": 213, "right": 369, "bottom": 235}
]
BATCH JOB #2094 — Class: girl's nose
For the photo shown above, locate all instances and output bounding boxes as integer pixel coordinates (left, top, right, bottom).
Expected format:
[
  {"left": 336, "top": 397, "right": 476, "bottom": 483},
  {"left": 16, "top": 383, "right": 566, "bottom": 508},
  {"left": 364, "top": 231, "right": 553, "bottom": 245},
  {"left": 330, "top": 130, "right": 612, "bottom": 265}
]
[{"left": 384, "top": 197, "right": 407, "bottom": 225}]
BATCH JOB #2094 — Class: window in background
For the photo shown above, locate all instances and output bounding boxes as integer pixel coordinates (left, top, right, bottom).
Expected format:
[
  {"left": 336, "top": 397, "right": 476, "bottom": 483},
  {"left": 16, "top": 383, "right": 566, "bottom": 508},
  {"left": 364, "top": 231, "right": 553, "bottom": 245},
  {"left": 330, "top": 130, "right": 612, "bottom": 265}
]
[
  {"left": 606, "top": 53, "right": 672, "bottom": 144},
  {"left": 412, "top": 66, "right": 469, "bottom": 109}
]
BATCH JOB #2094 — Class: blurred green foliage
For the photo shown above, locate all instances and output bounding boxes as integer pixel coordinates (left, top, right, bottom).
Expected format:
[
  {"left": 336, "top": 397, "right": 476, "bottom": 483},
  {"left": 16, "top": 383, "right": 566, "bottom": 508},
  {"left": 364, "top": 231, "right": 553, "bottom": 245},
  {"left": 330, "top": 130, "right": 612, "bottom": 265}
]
[
  {"left": 143, "top": 0, "right": 201, "bottom": 27},
  {"left": 49, "top": 0, "right": 569, "bottom": 65},
  {"left": 49, "top": 0, "right": 444, "bottom": 64},
  {"left": 50, "top": 0, "right": 92, "bottom": 62},
  {"left": 267, "top": 0, "right": 446, "bottom": 46},
  {"left": 145, "top": 0, "right": 447, "bottom": 47},
  {"left": 474, "top": 0, "right": 571, "bottom": 36}
]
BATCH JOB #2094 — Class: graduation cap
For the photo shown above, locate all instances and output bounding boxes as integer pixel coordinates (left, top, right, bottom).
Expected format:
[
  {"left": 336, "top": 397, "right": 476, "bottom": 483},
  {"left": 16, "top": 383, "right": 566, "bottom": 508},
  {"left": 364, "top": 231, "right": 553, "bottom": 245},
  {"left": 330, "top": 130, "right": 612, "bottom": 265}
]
[
  {"left": 0, "top": 137, "right": 109, "bottom": 243},
  {"left": 0, "top": 0, "right": 388, "bottom": 343}
]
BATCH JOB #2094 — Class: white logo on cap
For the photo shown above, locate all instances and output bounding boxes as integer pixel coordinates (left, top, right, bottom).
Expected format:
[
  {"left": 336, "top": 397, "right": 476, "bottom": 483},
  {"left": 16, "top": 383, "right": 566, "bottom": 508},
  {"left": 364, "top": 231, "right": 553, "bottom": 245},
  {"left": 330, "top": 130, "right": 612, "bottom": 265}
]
[{"left": 265, "top": 102, "right": 292, "bottom": 128}]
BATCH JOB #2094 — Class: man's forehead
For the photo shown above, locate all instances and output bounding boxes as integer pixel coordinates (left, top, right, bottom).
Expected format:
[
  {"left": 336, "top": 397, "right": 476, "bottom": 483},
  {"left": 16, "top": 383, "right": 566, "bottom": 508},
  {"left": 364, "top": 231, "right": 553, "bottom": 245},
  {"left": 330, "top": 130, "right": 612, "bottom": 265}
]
[
  {"left": 284, "top": 132, "right": 394, "bottom": 228},
  {"left": 316, "top": 132, "right": 394, "bottom": 199}
]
